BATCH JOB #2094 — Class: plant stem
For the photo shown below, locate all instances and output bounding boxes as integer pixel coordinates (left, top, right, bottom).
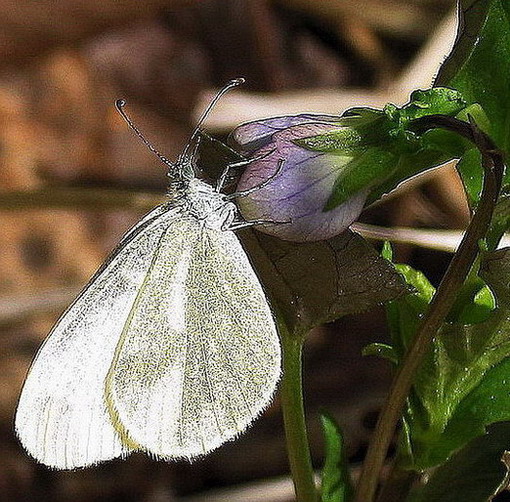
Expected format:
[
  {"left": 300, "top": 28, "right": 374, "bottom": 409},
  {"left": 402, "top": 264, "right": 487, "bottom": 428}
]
[
  {"left": 280, "top": 325, "right": 318, "bottom": 502},
  {"left": 0, "top": 187, "right": 162, "bottom": 211},
  {"left": 354, "top": 115, "right": 504, "bottom": 502}
]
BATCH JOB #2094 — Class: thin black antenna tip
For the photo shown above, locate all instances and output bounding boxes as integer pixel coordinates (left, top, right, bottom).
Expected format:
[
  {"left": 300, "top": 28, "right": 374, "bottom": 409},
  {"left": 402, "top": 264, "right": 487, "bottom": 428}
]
[
  {"left": 115, "top": 99, "right": 126, "bottom": 109},
  {"left": 230, "top": 77, "right": 245, "bottom": 86}
]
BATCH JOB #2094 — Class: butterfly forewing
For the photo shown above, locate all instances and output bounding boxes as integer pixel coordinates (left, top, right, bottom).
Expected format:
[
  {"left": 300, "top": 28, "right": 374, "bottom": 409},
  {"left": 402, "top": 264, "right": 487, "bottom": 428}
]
[
  {"left": 15, "top": 205, "right": 179, "bottom": 469},
  {"left": 107, "top": 217, "right": 281, "bottom": 459}
]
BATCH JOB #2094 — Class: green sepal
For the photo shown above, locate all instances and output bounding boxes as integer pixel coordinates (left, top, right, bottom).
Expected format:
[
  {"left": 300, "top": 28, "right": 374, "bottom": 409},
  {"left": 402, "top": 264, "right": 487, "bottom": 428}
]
[
  {"left": 296, "top": 109, "right": 388, "bottom": 155},
  {"left": 324, "top": 148, "right": 397, "bottom": 211},
  {"left": 300, "top": 88, "right": 471, "bottom": 210},
  {"left": 384, "top": 88, "right": 467, "bottom": 135}
]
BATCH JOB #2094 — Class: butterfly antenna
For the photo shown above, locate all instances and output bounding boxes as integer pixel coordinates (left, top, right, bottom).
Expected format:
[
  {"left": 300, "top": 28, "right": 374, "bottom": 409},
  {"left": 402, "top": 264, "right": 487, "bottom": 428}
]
[
  {"left": 180, "top": 78, "right": 245, "bottom": 162},
  {"left": 115, "top": 99, "right": 175, "bottom": 169}
]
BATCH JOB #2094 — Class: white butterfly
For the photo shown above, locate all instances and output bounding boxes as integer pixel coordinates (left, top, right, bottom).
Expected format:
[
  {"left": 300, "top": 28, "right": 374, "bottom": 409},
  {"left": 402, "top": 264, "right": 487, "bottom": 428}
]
[{"left": 15, "top": 79, "right": 281, "bottom": 469}]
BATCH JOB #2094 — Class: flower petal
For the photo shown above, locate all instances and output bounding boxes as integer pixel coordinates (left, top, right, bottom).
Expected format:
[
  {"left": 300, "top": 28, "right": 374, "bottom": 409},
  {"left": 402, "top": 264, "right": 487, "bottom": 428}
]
[{"left": 231, "top": 114, "right": 341, "bottom": 154}]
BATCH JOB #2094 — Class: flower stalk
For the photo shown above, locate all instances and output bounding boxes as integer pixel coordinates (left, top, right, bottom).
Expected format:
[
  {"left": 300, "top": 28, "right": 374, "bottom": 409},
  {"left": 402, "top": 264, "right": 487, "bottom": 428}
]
[{"left": 280, "top": 322, "right": 318, "bottom": 502}]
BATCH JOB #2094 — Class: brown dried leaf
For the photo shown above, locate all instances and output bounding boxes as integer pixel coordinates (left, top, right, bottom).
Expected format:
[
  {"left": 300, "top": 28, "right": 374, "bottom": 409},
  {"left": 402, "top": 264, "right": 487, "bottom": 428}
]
[{"left": 241, "top": 228, "right": 408, "bottom": 336}]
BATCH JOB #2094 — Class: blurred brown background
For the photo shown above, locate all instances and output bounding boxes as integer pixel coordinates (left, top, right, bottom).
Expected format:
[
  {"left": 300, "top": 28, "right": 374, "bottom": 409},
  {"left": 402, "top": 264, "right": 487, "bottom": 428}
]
[{"left": 0, "top": 1, "right": 466, "bottom": 501}]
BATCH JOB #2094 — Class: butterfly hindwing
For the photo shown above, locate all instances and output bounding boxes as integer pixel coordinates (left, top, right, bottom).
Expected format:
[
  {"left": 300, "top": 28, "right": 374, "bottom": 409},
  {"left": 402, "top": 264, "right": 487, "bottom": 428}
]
[{"left": 107, "top": 217, "right": 281, "bottom": 458}]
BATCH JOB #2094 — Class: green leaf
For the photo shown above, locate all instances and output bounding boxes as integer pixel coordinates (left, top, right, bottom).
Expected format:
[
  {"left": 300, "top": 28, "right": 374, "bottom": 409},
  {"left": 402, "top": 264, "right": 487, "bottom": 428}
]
[
  {"left": 406, "top": 422, "right": 510, "bottom": 502},
  {"left": 455, "top": 103, "right": 491, "bottom": 134},
  {"left": 389, "top": 248, "right": 510, "bottom": 470},
  {"left": 444, "top": 359, "right": 510, "bottom": 452},
  {"left": 386, "top": 262, "right": 435, "bottom": 360},
  {"left": 320, "top": 411, "right": 353, "bottom": 502},
  {"left": 455, "top": 284, "right": 495, "bottom": 325},
  {"left": 456, "top": 148, "right": 484, "bottom": 206},
  {"left": 240, "top": 229, "right": 409, "bottom": 337},
  {"left": 381, "top": 241, "right": 393, "bottom": 261},
  {"left": 437, "top": 0, "right": 510, "bottom": 154},
  {"left": 437, "top": 0, "right": 510, "bottom": 206},
  {"left": 435, "top": 0, "right": 492, "bottom": 86}
]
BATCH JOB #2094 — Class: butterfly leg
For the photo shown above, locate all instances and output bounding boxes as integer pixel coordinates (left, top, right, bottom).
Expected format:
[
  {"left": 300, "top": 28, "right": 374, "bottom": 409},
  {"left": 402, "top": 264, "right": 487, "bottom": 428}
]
[
  {"left": 227, "top": 218, "right": 290, "bottom": 231},
  {"left": 224, "top": 158, "right": 285, "bottom": 200},
  {"left": 215, "top": 149, "right": 277, "bottom": 193}
]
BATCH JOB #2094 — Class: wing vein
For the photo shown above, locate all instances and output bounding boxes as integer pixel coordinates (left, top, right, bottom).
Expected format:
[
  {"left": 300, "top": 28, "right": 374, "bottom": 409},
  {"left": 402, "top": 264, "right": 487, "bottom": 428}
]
[
  {"left": 199, "top": 328, "right": 224, "bottom": 439},
  {"left": 210, "top": 325, "right": 252, "bottom": 420},
  {"left": 177, "top": 309, "right": 190, "bottom": 449}
]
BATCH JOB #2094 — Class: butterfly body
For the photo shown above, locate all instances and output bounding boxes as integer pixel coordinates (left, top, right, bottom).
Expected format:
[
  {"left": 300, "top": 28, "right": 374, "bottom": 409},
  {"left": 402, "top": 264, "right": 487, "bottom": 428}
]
[{"left": 179, "top": 178, "right": 237, "bottom": 231}]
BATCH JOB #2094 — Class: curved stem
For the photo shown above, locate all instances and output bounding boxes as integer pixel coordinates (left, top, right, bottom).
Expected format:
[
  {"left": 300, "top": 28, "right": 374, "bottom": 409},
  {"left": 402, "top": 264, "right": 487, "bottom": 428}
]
[
  {"left": 354, "top": 115, "right": 504, "bottom": 502},
  {"left": 280, "top": 324, "right": 318, "bottom": 502}
]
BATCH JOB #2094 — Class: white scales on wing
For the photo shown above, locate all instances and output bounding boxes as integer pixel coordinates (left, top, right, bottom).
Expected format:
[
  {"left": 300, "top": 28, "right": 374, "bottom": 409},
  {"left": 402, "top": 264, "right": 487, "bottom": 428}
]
[{"left": 15, "top": 79, "right": 281, "bottom": 469}]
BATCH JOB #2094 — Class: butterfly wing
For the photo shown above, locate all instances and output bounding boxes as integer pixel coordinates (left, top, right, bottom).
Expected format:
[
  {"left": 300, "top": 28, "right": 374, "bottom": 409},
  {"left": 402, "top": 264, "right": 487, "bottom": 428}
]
[
  {"left": 15, "top": 205, "right": 179, "bottom": 469},
  {"left": 107, "top": 217, "right": 281, "bottom": 459}
]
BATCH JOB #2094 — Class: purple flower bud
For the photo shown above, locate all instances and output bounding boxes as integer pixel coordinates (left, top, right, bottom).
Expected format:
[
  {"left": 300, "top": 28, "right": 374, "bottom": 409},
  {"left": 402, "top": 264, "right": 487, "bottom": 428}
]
[{"left": 232, "top": 115, "right": 368, "bottom": 242}]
